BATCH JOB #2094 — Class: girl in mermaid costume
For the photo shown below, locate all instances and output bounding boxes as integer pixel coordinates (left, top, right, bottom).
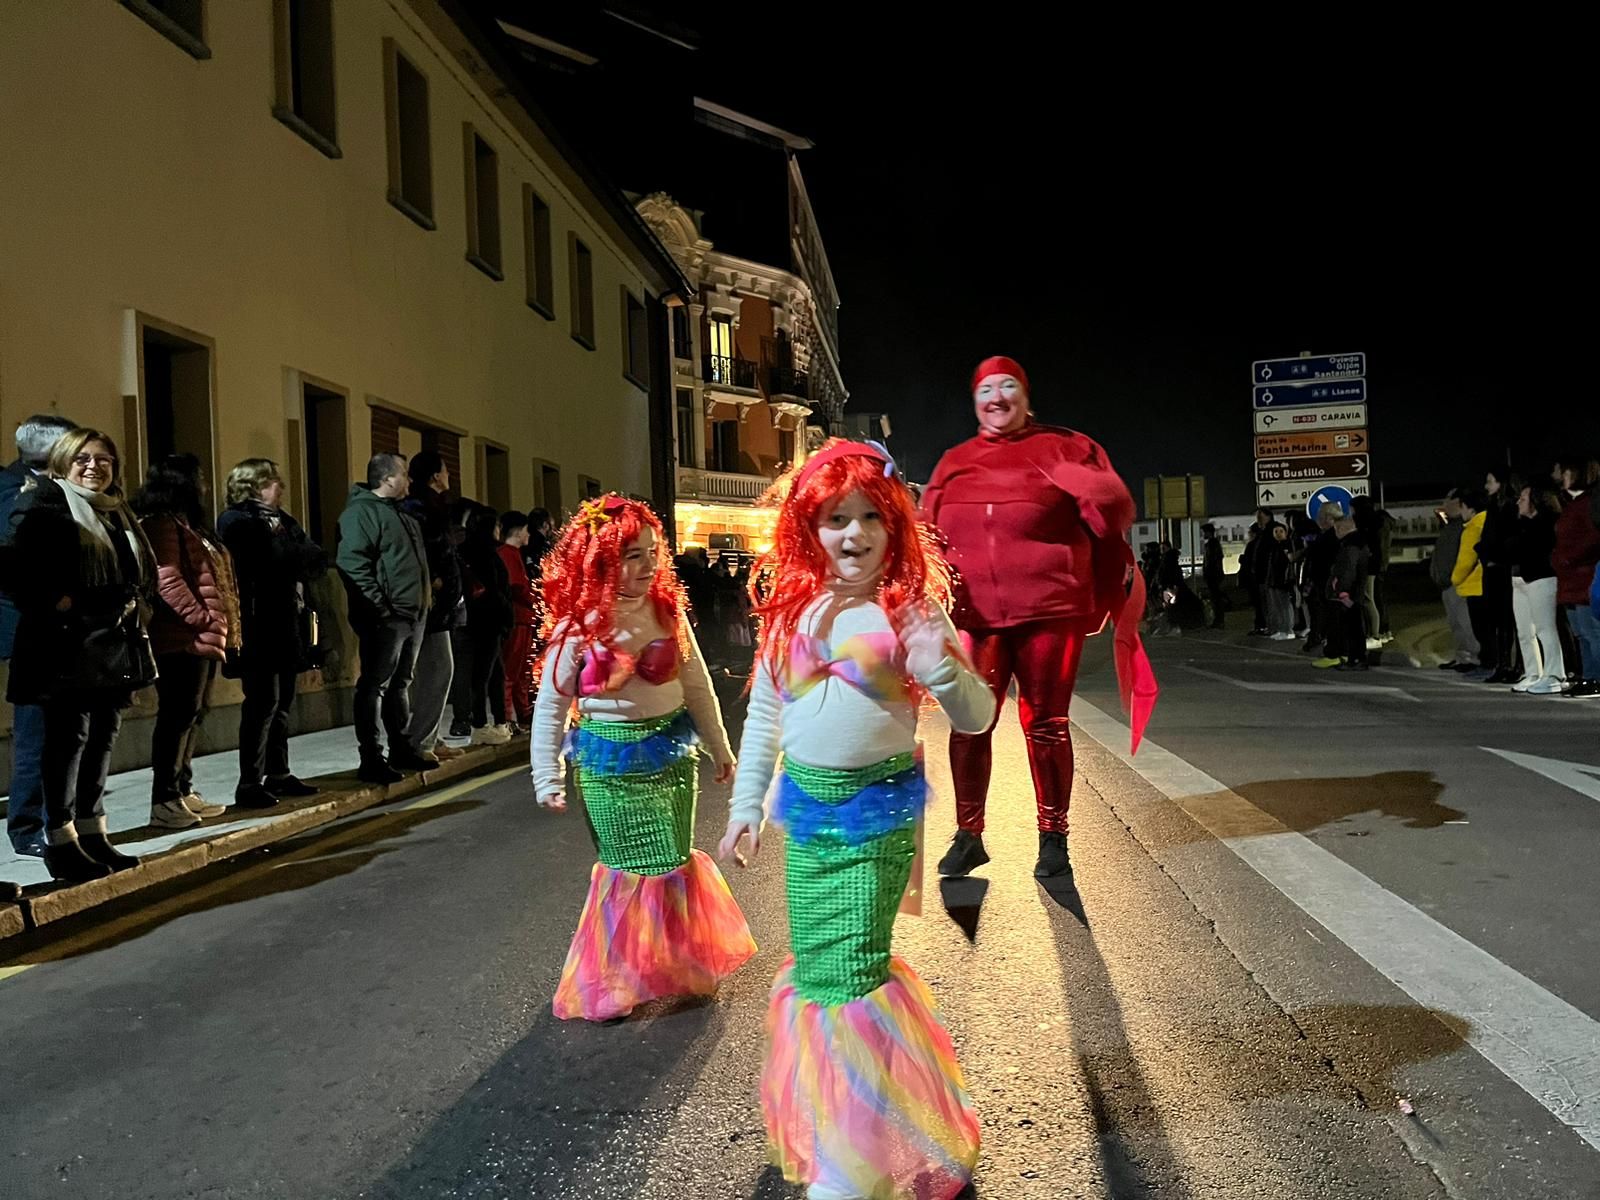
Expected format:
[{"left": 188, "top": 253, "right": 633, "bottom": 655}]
[
  {"left": 719, "top": 441, "right": 996, "bottom": 1199},
  {"left": 532, "top": 495, "right": 755, "bottom": 1022}
]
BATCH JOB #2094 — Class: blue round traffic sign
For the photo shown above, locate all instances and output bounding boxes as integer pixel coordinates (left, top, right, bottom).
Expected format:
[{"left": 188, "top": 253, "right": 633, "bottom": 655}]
[{"left": 1306, "top": 485, "right": 1355, "bottom": 521}]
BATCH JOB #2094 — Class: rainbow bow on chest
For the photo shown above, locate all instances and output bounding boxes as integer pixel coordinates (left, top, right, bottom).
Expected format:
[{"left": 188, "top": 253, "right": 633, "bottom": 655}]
[{"left": 781, "top": 631, "right": 907, "bottom": 703}]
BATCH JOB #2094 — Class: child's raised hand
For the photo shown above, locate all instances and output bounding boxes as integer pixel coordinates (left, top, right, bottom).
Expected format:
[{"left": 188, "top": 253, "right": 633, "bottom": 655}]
[
  {"left": 897, "top": 599, "right": 949, "bottom": 681},
  {"left": 718, "top": 819, "right": 760, "bottom": 868},
  {"left": 539, "top": 792, "right": 568, "bottom": 812}
]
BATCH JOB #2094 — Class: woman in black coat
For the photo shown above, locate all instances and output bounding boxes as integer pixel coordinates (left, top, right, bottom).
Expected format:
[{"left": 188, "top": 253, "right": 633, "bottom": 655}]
[
  {"left": 1479, "top": 468, "right": 1525, "bottom": 683},
  {"left": 217, "top": 458, "right": 328, "bottom": 809},
  {"left": 7, "top": 428, "right": 155, "bottom": 882},
  {"left": 461, "top": 505, "right": 512, "bottom": 742}
]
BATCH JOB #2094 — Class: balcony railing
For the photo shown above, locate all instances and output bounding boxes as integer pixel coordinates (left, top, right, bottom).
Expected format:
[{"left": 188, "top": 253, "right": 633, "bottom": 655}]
[
  {"left": 767, "top": 366, "right": 810, "bottom": 403},
  {"left": 676, "top": 466, "right": 770, "bottom": 503},
  {"left": 704, "top": 353, "right": 758, "bottom": 391}
]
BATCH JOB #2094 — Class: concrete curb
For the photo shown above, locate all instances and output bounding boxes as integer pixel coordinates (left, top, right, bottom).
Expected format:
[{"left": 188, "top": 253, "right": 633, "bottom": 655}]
[{"left": 3, "top": 740, "right": 527, "bottom": 942}]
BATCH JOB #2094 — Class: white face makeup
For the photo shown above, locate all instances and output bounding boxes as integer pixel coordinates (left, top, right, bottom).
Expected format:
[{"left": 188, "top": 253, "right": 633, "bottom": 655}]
[
  {"left": 973, "top": 373, "right": 1029, "bottom": 435},
  {"left": 817, "top": 489, "right": 886, "bottom": 583}
]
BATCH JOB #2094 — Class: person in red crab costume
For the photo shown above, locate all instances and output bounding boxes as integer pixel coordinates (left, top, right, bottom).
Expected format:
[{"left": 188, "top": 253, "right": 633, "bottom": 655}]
[{"left": 919, "top": 356, "right": 1158, "bottom": 880}]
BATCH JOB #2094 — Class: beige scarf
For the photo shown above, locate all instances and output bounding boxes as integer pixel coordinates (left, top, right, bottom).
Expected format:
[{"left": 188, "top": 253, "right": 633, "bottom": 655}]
[{"left": 57, "top": 478, "right": 152, "bottom": 588}]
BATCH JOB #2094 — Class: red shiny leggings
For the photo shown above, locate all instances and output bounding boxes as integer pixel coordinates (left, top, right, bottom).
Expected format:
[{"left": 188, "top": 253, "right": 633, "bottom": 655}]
[{"left": 949, "top": 618, "right": 1088, "bottom": 835}]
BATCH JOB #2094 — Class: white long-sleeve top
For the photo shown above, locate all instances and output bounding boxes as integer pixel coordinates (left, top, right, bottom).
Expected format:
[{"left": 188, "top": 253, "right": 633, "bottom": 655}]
[
  {"left": 728, "top": 583, "right": 996, "bottom": 828},
  {"left": 530, "top": 594, "right": 732, "bottom": 799}
]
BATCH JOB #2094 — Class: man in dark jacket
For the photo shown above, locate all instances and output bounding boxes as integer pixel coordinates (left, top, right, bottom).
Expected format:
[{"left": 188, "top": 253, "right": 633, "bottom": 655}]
[
  {"left": 400, "top": 452, "right": 463, "bottom": 763},
  {"left": 1324, "top": 513, "right": 1372, "bottom": 670},
  {"left": 0, "top": 413, "right": 75, "bottom": 856},
  {"left": 1201, "top": 523, "right": 1226, "bottom": 628},
  {"left": 336, "top": 453, "right": 432, "bottom": 783},
  {"left": 1430, "top": 489, "right": 1479, "bottom": 670}
]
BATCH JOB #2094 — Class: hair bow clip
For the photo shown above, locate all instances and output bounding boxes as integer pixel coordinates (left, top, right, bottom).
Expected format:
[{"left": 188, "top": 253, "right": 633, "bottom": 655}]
[{"left": 864, "top": 440, "right": 898, "bottom": 480}]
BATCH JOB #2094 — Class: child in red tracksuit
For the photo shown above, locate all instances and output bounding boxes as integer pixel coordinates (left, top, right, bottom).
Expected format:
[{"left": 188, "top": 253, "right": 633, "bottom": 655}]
[{"left": 497, "top": 511, "right": 538, "bottom": 728}]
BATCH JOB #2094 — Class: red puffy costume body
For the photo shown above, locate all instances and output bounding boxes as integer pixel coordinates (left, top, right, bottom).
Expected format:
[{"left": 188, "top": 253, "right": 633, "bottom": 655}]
[{"left": 920, "top": 358, "right": 1156, "bottom": 876}]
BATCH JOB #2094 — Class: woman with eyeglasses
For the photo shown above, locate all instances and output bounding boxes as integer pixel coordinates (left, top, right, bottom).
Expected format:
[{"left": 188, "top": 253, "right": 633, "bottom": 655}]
[{"left": 5, "top": 429, "right": 156, "bottom": 882}]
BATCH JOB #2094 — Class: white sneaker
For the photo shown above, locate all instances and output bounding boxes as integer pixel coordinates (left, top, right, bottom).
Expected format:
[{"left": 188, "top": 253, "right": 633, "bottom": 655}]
[
  {"left": 1525, "top": 677, "right": 1565, "bottom": 695},
  {"left": 1365, "top": 637, "right": 1383, "bottom": 650},
  {"left": 1271, "top": 632, "right": 1296, "bottom": 641},
  {"left": 181, "top": 791, "right": 227, "bottom": 818},
  {"left": 471, "top": 724, "right": 511, "bottom": 746},
  {"left": 1510, "top": 677, "right": 1535, "bottom": 693},
  {"left": 150, "top": 799, "right": 200, "bottom": 830}
]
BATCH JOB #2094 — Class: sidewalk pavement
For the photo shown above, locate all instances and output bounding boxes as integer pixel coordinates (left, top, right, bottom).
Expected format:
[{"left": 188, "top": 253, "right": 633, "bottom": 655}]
[{"left": 1, "top": 724, "right": 528, "bottom": 941}]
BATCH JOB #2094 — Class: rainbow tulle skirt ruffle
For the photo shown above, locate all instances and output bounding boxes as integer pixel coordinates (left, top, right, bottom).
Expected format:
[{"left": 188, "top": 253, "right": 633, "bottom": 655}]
[
  {"left": 553, "top": 848, "right": 757, "bottom": 1021},
  {"left": 763, "top": 753, "right": 978, "bottom": 1197},
  {"left": 763, "top": 955, "right": 979, "bottom": 1199},
  {"left": 552, "top": 710, "right": 755, "bottom": 1021}
]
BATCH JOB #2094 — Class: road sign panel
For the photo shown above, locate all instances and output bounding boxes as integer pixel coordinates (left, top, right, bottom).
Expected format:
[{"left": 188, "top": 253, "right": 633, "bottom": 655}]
[
  {"left": 1253, "top": 430, "right": 1370, "bottom": 458},
  {"left": 1255, "top": 454, "right": 1370, "bottom": 483},
  {"left": 1143, "top": 476, "right": 1206, "bottom": 520},
  {"left": 1256, "top": 478, "right": 1370, "bottom": 509},
  {"left": 1253, "top": 403, "right": 1367, "bottom": 433},
  {"left": 1250, "top": 352, "right": 1365, "bottom": 385},
  {"left": 1253, "top": 379, "right": 1367, "bottom": 409}
]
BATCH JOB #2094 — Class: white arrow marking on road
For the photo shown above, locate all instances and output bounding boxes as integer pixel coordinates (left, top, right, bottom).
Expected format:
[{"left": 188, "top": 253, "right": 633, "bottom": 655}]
[
  {"left": 1482, "top": 747, "right": 1600, "bottom": 803},
  {"left": 1072, "top": 698, "right": 1600, "bottom": 1153},
  {"left": 1181, "top": 665, "right": 1419, "bottom": 701}
]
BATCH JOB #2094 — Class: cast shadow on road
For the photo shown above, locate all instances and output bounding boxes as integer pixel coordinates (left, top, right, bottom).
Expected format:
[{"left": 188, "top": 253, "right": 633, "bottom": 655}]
[
  {"left": 0, "top": 799, "right": 485, "bottom": 971},
  {"left": 364, "top": 994, "right": 726, "bottom": 1199},
  {"left": 1039, "top": 894, "right": 1195, "bottom": 1200},
  {"left": 939, "top": 877, "right": 990, "bottom": 941},
  {"left": 1039, "top": 885, "right": 1471, "bottom": 1195}
]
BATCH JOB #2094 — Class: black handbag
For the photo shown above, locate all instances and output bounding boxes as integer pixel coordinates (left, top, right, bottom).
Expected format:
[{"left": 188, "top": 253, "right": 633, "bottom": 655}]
[{"left": 60, "top": 602, "right": 159, "bottom": 692}]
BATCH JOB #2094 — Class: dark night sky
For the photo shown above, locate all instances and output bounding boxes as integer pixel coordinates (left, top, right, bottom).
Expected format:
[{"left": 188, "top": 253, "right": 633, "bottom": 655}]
[{"left": 509, "top": 7, "right": 1594, "bottom": 512}]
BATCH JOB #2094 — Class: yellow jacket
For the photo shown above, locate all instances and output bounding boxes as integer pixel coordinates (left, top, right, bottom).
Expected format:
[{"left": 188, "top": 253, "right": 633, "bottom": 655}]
[{"left": 1452, "top": 510, "right": 1485, "bottom": 596}]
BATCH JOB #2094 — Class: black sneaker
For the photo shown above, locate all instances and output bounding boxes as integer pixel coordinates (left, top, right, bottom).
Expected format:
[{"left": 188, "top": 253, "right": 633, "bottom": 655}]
[
  {"left": 265, "top": 775, "right": 320, "bottom": 798},
  {"left": 1034, "top": 832, "right": 1072, "bottom": 879},
  {"left": 78, "top": 833, "right": 140, "bottom": 873},
  {"left": 1336, "top": 660, "right": 1370, "bottom": 672},
  {"left": 358, "top": 758, "right": 406, "bottom": 785},
  {"left": 388, "top": 749, "right": 441, "bottom": 772},
  {"left": 42, "top": 841, "right": 111, "bottom": 883},
  {"left": 1564, "top": 680, "right": 1600, "bottom": 699},
  {"left": 937, "top": 830, "right": 990, "bottom": 878},
  {"left": 1436, "top": 661, "right": 1459, "bottom": 670},
  {"left": 449, "top": 718, "right": 472, "bottom": 738},
  {"left": 11, "top": 833, "right": 46, "bottom": 858},
  {"left": 2, "top": 881, "right": 19, "bottom": 901},
  {"left": 234, "top": 783, "right": 280, "bottom": 809}
]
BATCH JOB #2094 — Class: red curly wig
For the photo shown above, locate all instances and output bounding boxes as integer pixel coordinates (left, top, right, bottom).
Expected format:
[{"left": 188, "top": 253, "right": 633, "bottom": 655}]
[
  {"left": 751, "top": 441, "right": 953, "bottom": 683},
  {"left": 539, "top": 495, "right": 685, "bottom": 691}
]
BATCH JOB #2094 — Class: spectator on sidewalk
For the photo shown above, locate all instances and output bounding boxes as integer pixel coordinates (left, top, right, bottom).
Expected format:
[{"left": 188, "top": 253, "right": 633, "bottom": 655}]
[
  {"left": 445, "top": 498, "right": 479, "bottom": 738},
  {"left": 1264, "top": 523, "right": 1296, "bottom": 639},
  {"left": 1430, "top": 489, "right": 1479, "bottom": 671},
  {"left": 1510, "top": 484, "right": 1566, "bottom": 694},
  {"left": 1351, "top": 494, "right": 1397, "bottom": 646},
  {"left": 1247, "top": 508, "right": 1279, "bottom": 635},
  {"left": 133, "top": 454, "right": 242, "bottom": 829},
  {"left": 1201, "top": 523, "right": 1226, "bottom": 629},
  {"left": 1301, "top": 503, "right": 1341, "bottom": 656},
  {"left": 218, "top": 458, "right": 328, "bottom": 809},
  {"left": 1452, "top": 488, "right": 1497, "bottom": 681},
  {"left": 336, "top": 453, "right": 433, "bottom": 783},
  {"left": 497, "top": 511, "right": 537, "bottom": 729},
  {"left": 1477, "top": 469, "right": 1525, "bottom": 683},
  {"left": 400, "top": 452, "right": 464, "bottom": 764},
  {"left": 0, "top": 412, "right": 75, "bottom": 858},
  {"left": 461, "top": 505, "right": 512, "bottom": 744},
  {"left": 7, "top": 429, "right": 155, "bottom": 882},
  {"left": 1240, "top": 524, "right": 1263, "bottom": 635},
  {"left": 522, "top": 507, "right": 553, "bottom": 581},
  {"left": 1319, "top": 512, "right": 1371, "bottom": 671},
  {"left": 1553, "top": 455, "right": 1600, "bottom": 698}
]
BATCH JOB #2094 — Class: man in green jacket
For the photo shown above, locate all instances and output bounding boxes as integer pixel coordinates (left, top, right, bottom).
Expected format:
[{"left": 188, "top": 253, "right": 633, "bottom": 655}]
[{"left": 337, "top": 453, "right": 432, "bottom": 783}]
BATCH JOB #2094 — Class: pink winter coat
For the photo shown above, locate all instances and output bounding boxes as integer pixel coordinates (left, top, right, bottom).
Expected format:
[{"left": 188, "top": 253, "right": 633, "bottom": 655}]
[{"left": 144, "top": 514, "right": 240, "bottom": 660}]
